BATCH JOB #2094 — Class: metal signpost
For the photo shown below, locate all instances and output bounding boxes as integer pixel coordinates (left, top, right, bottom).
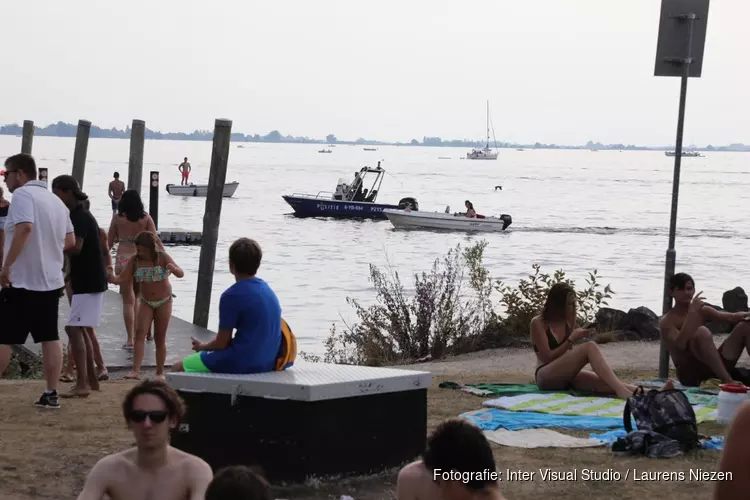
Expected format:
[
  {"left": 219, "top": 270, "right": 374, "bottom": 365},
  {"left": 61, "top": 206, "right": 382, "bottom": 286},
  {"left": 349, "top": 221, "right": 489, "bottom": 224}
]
[{"left": 654, "top": 0, "right": 710, "bottom": 379}]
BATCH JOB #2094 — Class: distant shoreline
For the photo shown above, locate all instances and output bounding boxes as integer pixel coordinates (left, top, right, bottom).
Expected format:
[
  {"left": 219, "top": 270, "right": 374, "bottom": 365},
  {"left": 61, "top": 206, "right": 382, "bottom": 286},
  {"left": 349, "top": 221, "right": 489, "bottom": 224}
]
[{"left": 1, "top": 122, "right": 748, "bottom": 152}]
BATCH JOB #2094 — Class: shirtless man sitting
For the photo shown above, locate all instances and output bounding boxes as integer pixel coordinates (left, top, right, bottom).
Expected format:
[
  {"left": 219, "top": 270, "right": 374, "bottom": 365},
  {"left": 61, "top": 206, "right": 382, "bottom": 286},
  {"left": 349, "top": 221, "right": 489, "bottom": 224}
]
[
  {"left": 397, "top": 418, "right": 506, "bottom": 500},
  {"left": 660, "top": 272, "right": 750, "bottom": 386},
  {"left": 77, "top": 380, "right": 213, "bottom": 500}
]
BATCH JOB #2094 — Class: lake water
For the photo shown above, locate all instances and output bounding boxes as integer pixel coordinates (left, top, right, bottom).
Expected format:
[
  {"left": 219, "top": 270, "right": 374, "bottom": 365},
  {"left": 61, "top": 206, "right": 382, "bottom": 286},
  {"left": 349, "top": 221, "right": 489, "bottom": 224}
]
[{"left": 1, "top": 136, "right": 748, "bottom": 354}]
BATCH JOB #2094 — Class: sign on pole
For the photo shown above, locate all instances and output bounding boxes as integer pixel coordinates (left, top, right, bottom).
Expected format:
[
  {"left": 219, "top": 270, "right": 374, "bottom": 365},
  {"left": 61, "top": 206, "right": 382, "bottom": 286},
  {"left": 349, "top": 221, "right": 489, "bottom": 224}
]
[{"left": 654, "top": 0, "right": 710, "bottom": 78}]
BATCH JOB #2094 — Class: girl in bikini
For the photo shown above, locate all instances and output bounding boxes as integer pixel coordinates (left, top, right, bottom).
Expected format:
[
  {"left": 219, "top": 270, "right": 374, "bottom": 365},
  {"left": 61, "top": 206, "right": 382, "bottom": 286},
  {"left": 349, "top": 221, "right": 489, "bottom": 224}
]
[
  {"left": 109, "top": 231, "right": 183, "bottom": 381},
  {"left": 531, "top": 283, "right": 671, "bottom": 399},
  {"left": 108, "top": 190, "right": 159, "bottom": 348}
]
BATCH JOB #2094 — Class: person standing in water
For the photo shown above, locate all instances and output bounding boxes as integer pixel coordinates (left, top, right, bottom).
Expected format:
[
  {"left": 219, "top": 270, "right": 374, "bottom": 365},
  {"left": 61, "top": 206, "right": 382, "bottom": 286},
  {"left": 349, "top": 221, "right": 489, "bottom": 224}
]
[
  {"left": 108, "top": 172, "right": 125, "bottom": 214},
  {"left": 178, "top": 158, "right": 191, "bottom": 186}
]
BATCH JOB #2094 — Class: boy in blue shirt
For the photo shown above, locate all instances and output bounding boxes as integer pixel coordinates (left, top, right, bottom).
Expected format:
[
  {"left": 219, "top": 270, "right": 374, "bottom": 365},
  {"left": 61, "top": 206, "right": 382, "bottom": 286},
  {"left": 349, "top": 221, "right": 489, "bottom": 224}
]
[{"left": 173, "top": 238, "right": 281, "bottom": 374}]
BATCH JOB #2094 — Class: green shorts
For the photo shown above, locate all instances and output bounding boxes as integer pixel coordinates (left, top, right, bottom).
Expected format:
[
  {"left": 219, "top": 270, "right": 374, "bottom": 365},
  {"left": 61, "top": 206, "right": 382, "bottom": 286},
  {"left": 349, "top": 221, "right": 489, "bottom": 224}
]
[{"left": 182, "top": 352, "right": 211, "bottom": 373}]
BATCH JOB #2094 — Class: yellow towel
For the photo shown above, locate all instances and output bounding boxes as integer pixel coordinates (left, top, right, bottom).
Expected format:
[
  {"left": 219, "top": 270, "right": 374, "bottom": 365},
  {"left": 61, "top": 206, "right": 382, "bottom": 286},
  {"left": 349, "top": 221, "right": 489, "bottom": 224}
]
[{"left": 700, "top": 379, "right": 722, "bottom": 391}]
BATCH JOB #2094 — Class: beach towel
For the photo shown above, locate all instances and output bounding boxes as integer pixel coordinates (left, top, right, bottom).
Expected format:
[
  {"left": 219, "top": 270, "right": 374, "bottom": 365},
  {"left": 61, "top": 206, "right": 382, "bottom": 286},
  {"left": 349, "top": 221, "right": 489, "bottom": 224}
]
[
  {"left": 439, "top": 381, "right": 587, "bottom": 398},
  {"left": 483, "top": 428, "right": 604, "bottom": 449},
  {"left": 483, "top": 393, "right": 718, "bottom": 422},
  {"left": 461, "top": 408, "right": 627, "bottom": 431},
  {"left": 590, "top": 430, "right": 724, "bottom": 451}
]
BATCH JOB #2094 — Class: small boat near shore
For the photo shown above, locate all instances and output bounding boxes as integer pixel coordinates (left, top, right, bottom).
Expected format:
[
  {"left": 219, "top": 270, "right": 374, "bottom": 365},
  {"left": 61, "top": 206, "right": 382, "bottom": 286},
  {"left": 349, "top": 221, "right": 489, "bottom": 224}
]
[
  {"left": 282, "top": 162, "right": 418, "bottom": 219},
  {"left": 166, "top": 182, "right": 239, "bottom": 198},
  {"left": 665, "top": 150, "right": 703, "bottom": 157},
  {"left": 383, "top": 208, "right": 512, "bottom": 232}
]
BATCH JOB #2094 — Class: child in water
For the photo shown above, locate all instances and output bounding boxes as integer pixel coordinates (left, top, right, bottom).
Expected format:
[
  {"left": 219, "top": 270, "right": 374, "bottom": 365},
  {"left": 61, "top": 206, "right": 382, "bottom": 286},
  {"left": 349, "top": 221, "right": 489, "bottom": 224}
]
[{"left": 109, "top": 231, "right": 183, "bottom": 381}]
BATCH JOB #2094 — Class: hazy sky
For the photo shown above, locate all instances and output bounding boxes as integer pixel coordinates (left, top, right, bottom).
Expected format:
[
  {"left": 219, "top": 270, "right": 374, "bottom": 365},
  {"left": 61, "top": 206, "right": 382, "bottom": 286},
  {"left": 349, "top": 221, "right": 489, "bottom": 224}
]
[{"left": 2, "top": 0, "right": 747, "bottom": 146}]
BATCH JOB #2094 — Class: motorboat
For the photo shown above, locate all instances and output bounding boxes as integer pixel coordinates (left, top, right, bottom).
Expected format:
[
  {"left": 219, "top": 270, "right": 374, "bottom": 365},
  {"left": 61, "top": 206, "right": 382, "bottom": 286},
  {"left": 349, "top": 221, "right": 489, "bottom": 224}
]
[
  {"left": 467, "top": 100, "right": 499, "bottom": 160},
  {"left": 384, "top": 207, "right": 512, "bottom": 232},
  {"left": 165, "top": 181, "right": 239, "bottom": 198},
  {"left": 363, "top": 147, "right": 378, "bottom": 151},
  {"left": 282, "top": 162, "right": 418, "bottom": 219},
  {"left": 665, "top": 150, "right": 703, "bottom": 157},
  {"left": 318, "top": 149, "right": 332, "bottom": 153}
]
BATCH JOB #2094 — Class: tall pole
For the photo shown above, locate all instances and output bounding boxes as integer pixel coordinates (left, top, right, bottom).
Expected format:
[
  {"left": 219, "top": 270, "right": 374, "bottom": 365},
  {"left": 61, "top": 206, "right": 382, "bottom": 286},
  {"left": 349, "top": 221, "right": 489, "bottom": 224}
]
[
  {"left": 659, "top": 14, "right": 696, "bottom": 380},
  {"left": 193, "top": 119, "right": 232, "bottom": 328},
  {"left": 71, "top": 119, "right": 91, "bottom": 189},
  {"left": 128, "top": 119, "right": 146, "bottom": 194},
  {"left": 21, "top": 120, "right": 34, "bottom": 155}
]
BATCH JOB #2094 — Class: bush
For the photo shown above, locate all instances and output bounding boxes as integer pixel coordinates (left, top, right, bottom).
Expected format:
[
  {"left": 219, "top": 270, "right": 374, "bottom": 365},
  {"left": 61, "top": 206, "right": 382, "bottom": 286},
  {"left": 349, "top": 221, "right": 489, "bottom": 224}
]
[
  {"left": 496, "top": 264, "right": 613, "bottom": 335},
  {"left": 1, "top": 349, "right": 45, "bottom": 379},
  {"left": 302, "top": 241, "right": 614, "bottom": 366}
]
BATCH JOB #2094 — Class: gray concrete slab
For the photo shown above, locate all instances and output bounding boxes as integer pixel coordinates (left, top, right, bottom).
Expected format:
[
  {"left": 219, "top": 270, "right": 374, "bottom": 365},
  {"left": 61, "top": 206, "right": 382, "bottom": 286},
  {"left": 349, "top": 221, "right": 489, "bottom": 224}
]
[{"left": 23, "top": 289, "right": 215, "bottom": 370}]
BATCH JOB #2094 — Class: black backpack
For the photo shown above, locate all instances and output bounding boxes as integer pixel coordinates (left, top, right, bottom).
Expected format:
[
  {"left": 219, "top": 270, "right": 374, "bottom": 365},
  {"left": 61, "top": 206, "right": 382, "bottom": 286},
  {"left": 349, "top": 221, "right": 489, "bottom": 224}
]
[{"left": 623, "top": 387, "right": 699, "bottom": 451}]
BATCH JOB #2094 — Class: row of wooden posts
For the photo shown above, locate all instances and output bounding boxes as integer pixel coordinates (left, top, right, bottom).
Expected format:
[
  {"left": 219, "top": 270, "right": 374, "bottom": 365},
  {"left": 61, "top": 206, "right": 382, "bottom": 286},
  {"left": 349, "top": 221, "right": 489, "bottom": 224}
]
[{"left": 17, "top": 118, "right": 234, "bottom": 330}]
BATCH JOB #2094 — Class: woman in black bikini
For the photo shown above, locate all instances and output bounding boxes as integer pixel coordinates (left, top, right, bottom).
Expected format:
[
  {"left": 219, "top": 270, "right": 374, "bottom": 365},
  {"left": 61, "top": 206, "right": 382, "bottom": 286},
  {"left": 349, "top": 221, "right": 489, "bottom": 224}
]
[{"left": 531, "top": 283, "right": 639, "bottom": 399}]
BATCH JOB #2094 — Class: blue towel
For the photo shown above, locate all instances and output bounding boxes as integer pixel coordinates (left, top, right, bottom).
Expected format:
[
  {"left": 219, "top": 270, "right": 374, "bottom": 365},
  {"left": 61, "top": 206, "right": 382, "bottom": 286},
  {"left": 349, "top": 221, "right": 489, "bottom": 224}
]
[
  {"left": 461, "top": 408, "right": 630, "bottom": 431},
  {"left": 589, "top": 430, "right": 725, "bottom": 450}
]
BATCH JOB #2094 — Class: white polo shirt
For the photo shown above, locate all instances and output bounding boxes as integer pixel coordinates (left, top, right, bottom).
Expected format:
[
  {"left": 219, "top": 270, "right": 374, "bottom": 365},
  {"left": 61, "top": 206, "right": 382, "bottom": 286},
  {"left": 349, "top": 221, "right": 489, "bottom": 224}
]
[{"left": 3, "top": 180, "right": 74, "bottom": 291}]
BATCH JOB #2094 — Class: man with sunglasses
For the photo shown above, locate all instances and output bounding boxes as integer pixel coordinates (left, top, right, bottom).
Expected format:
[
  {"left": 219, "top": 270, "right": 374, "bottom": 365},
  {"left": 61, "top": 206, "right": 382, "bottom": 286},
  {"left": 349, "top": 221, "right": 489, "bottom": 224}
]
[
  {"left": 77, "top": 380, "right": 213, "bottom": 500},
  {"left": 0, "top": 154, "right": 75, "bottom": 409}
]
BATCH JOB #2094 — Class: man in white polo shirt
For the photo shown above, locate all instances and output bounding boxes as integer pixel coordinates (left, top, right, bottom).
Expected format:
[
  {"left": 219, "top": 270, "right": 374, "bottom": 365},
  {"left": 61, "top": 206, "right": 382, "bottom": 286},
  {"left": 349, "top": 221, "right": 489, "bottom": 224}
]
[{"left": 0, "top": 154, "right": 74, "bottom": 409}]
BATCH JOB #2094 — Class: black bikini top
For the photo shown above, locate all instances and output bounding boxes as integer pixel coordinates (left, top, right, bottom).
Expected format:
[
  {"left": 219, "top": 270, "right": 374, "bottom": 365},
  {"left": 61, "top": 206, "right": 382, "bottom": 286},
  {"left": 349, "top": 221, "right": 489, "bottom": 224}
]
[{"left": 533, "top": 323, "right": 571, "bottom": 352}]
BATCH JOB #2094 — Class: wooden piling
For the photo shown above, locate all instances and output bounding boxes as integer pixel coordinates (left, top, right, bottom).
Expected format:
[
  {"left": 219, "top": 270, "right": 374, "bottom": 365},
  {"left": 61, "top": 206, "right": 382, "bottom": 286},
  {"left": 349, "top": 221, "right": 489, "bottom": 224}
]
[
  {"left": 21, "top": 120, "right": 34, "bottom": 155},
  {"left": 128, "top": 119, "right": 145, "bottom": 194},
  {"left": 71, "top": 119, "right": 91, "bottom": 188},
  {"left": 193, "top": 118, "right": 232, "bottom": 328},
  {"left": 149, "top": 171, "right": 159, "bottom": 230}
]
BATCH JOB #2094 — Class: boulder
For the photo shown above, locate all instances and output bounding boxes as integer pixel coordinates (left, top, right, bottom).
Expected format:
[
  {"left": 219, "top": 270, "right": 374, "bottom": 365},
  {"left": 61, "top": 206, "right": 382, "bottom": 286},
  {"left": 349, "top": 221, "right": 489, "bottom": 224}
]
[
  {"left": 623, "top": 306, "right": 660, "bottom": 340},
  {"left": 595, "top": 307, "right": 628, "bottom": 332},
  {"left": 723, "top": 287, "right": 748, "bottom": 313}
]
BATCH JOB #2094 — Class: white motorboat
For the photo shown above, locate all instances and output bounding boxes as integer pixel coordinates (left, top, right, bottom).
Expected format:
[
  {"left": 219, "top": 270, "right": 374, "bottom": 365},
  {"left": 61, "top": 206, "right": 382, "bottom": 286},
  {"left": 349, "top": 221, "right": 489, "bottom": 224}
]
[
  {"left": 665, "top": 150, "right": 703, "bottom": 157},
  {"left": 383, "top": 208, "right": 512, "bottom": 232},
  {"left": 165, "top": 181, "right": 239, "bottom": 198}
]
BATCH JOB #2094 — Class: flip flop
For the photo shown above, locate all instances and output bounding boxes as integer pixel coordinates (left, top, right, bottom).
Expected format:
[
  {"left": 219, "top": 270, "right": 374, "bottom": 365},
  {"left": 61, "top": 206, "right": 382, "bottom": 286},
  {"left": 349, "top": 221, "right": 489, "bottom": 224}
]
[
  {"left": 59, "top": 374, "right": 75, "bottom": 383},
  {"left": 122, "top": 344, "right": 134, "bottom": 350},
  {"left": 98, "top": 373, "right": 110, "bottom": 381},
  {"left": 60, "top": 388, "right": 90, "bottom": 399},
  {"left": 123, "top": 373, "right": 141, "bottom": 380}
]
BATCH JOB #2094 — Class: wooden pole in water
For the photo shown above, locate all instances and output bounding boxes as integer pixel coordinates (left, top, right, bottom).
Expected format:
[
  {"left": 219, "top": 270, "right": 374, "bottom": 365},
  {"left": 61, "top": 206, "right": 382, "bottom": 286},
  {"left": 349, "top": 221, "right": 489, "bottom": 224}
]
[
  {"left": 128, "top": 119, "right": 145, "bottom": 194},
  {"left": 21, "top": 120, "right": 34, "bottom": 155},
  {"left": 149, "top": 171, "right": 159, "bottom": 230},
  {"left": 193, "top": 118, "right": 232, "bottom": 328},
  {"left": 71, "top": 119, "right": 91, "bottom": 188}
]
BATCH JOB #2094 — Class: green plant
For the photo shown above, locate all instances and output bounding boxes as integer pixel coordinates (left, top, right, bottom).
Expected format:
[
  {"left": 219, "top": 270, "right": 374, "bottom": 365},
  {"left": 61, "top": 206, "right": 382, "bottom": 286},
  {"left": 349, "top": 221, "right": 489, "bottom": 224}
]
[
  {"left": 320, "top": 242, "right": 494, "bottom": 366},
  {"left": 495, "top": 264, "right": 613, "bottom": 335}
]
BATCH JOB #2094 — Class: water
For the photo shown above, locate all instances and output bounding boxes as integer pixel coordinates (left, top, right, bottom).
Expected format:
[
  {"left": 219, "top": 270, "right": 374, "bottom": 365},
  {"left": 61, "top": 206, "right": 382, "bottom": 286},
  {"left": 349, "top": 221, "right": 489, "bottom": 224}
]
[{"left": 2, "top": 136, "right": 748, "bottom": 354}]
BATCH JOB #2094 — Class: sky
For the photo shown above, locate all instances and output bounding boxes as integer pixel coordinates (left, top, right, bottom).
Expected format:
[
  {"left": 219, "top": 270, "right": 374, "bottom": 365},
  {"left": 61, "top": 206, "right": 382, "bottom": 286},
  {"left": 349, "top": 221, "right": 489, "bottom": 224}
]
[{"left": 1, "top": 0, "right": 748, "bottom": 146}]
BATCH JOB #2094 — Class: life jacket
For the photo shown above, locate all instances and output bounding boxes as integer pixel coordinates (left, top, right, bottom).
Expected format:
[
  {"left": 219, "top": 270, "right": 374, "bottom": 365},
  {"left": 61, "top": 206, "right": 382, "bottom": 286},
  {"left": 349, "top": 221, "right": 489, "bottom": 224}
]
[{"left": 275, "top": 318, "right": 297, "bottom": 371}]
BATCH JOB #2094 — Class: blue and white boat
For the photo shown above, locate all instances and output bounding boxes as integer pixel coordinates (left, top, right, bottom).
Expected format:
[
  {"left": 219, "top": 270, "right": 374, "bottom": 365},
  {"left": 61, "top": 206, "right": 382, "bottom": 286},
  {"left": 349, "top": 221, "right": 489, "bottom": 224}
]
[{"left": 282, "top": 163, "right": 418, "bottom": 219}]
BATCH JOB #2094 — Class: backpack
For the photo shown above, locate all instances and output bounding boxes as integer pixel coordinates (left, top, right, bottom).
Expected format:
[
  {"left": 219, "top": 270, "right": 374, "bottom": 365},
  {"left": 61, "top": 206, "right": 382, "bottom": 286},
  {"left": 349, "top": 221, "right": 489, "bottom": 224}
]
[
  {"left": 623, "top": 387, "right": 699, "bottom": 451},
  {"left": 275, "top": 318, "right": 297, "bottom": 371}
]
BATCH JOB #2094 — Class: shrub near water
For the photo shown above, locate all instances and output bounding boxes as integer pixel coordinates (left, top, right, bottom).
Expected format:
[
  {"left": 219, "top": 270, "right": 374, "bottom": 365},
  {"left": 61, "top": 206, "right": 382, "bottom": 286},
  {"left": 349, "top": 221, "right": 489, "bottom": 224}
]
[{"left": 304, "top": 240, "right": 614, "bottom": 366}]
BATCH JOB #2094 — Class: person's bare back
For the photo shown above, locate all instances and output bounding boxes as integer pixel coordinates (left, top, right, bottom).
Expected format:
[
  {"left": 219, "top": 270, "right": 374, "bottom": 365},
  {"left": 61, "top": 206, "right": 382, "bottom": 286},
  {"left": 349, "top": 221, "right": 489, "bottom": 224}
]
[
  {"left": 109, "top": 179, "right": 125, "bottom": 201},
  {"left": 78, "top": 446, "right": 212, "bottom": 500}
]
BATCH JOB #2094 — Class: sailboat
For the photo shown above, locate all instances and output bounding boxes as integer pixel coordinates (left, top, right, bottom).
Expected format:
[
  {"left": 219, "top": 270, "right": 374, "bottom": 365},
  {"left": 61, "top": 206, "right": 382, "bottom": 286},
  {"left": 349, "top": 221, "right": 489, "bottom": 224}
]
[{"left": 467, "top": 100, "right": 499, "bottom": 160}]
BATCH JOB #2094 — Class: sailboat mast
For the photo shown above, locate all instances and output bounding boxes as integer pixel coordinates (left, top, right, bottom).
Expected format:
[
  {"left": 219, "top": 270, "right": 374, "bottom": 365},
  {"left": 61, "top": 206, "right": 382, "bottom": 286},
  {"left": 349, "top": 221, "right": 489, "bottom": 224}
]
[{"left": 486, "top": 100, "right": 490, "bottom": 149}]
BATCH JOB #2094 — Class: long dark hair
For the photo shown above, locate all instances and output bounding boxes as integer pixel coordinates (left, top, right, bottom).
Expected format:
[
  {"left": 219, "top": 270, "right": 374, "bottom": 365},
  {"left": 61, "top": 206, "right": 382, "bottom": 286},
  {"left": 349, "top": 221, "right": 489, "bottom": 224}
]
[
  {"left": 465, "top": 200, "right": 474, "bottom": 210},
  {"left": 118, "top": 189, "right": 147, "bottom": 222},
  {"left": 542, "top": 282, "right": 575, "bottom": 322}
]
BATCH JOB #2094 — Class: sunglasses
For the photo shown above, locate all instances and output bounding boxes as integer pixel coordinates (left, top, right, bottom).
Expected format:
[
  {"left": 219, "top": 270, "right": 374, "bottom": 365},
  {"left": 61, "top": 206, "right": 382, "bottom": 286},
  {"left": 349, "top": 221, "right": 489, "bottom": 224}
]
[{"left": 129, "top": 410, "right": 169, "bottom": 424}]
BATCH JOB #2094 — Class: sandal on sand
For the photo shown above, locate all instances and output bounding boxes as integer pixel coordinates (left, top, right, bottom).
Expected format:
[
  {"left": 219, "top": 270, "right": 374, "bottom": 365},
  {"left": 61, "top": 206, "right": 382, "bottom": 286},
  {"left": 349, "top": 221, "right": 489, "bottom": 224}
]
[
  {"left": 123, "top": 372, "right": 141, "bottom": 380},
  {"left": 60, "top": 388, "right": 90, "bottom": 399},
  {"left": 98, "top": 372, "right": 110, "bottom": 381},
  {"left": 59, "top": 374, "right": 75, "bottom": 383},
  {"left": 122, "top": 344, "right": 134, "bottom": 350}
]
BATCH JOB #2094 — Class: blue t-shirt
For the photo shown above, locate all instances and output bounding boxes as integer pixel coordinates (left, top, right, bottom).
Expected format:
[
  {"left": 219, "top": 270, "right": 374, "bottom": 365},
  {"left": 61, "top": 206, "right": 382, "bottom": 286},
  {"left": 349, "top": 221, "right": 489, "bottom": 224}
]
[{"left": 200, "top": 277, "right": 282, "bottom": 374}]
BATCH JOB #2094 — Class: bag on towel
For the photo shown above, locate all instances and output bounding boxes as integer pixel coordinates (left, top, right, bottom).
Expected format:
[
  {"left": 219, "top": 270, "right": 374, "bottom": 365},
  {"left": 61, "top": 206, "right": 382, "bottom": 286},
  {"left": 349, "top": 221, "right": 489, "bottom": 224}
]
[
  {"left": 275, "top": 318, "right": 297, "bottom": 371},
  {"left": 623, "top": 386, "right": 699, "bottom": 451}
]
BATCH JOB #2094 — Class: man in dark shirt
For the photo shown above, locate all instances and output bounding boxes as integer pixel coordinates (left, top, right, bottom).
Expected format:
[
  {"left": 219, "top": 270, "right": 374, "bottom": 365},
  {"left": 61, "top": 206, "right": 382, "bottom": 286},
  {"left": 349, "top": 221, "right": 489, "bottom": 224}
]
[{"left": 52, "top": 175, "right": 109, "bottom": 398}]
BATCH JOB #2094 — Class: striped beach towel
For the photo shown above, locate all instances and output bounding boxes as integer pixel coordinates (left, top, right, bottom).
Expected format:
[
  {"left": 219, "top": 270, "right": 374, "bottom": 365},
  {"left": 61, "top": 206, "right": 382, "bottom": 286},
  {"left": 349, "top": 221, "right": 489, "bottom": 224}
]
[{"left": 482, "top": 393, "right": 717, "bottom": 423}]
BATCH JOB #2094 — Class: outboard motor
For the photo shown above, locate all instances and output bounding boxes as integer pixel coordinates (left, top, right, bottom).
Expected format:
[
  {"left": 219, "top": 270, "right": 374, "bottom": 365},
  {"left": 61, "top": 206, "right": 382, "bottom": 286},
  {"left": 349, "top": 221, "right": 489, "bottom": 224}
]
[
  {"left": 398, "top": 197, "right": 419, "bottom": 211},
  {"left": 500, "top": 214, "right": 512, "bottom": 230}
]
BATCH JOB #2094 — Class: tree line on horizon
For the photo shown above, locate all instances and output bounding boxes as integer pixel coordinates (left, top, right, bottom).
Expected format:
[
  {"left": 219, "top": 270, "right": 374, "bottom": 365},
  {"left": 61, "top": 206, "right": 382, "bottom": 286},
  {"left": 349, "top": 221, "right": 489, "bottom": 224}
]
[{"left": 0, "top": 121, "right": 747, "bottom": 152}]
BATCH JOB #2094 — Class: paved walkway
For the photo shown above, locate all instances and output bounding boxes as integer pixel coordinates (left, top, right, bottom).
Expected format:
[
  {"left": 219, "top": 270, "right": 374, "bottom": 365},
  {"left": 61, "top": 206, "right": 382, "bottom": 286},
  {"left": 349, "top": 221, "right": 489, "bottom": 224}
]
[{"left": 23, "top": 289, "right": 215, "bottom": 370}]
